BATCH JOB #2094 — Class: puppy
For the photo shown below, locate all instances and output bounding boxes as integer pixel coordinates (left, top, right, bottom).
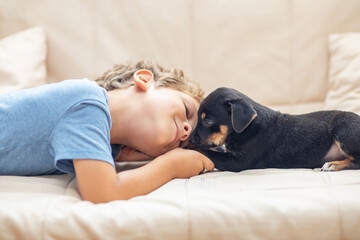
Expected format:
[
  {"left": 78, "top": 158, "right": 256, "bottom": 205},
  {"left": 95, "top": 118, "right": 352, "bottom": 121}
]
[{"left": 189, "top": 87, "right": 360, "bottom": 172}]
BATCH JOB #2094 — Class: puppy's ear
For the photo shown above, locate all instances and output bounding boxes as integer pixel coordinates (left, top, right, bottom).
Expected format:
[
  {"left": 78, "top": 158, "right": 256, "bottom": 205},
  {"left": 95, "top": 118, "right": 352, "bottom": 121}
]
[{"left": 228, "top": 101, "right": 257, "bottom": 133}]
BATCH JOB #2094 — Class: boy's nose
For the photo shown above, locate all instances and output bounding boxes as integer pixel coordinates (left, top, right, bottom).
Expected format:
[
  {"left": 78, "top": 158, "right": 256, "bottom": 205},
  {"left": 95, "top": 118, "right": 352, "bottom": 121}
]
[{"left": 180, "top": 122, "right": 192, "bottom": 141}]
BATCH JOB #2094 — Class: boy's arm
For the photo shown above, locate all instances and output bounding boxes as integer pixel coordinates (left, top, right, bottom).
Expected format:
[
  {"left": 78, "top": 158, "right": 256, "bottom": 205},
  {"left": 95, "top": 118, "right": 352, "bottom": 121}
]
[{"left": 73, "top": 148, "right": 214, "bottom": 203}]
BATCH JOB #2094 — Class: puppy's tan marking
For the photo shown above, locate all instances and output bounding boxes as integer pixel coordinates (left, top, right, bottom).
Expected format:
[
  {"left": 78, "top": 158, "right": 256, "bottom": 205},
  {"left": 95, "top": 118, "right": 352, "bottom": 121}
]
[
  {"left": 207, "top": 125, "right": 228, "bottom": 146},
  {"left": 201, "top": 112, "right": 206, "bottom": 120},
  {"left": 321, "top": 157, "right": 355, "bottom": 171},
  {"left": 335, "top": 140, "right": 349, "bottom": 157}
]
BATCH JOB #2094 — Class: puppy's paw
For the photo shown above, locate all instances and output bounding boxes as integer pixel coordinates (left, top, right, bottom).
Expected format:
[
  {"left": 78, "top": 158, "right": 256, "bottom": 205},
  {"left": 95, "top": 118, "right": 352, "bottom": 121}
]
[
  {"left": 321, "top": 162, "right": 336, "bottom": 171},
  {"left": 321, "top": 159, "right": 352, "bottom": 171}
]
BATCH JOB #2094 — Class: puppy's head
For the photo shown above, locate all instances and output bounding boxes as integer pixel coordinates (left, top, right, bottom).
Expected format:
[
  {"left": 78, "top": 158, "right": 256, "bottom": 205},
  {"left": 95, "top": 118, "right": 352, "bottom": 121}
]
[{"left": 189, "top": 87, "right": 257, "bottom": 152}]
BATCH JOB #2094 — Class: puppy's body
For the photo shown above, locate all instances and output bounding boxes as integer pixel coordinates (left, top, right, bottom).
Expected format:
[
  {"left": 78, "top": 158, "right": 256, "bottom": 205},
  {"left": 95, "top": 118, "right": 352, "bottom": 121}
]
[{"left": 190, "top": 88, "right": 360, "bottom": 172}]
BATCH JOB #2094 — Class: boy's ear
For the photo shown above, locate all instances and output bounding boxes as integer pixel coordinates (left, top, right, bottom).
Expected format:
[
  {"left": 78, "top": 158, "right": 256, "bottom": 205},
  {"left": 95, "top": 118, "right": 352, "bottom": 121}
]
[
  {"left": 228, "top": 100, "right": 257, "bottom": 133},
  {"left": 133, "top": 69, "right": 154, "bottom": 92}
]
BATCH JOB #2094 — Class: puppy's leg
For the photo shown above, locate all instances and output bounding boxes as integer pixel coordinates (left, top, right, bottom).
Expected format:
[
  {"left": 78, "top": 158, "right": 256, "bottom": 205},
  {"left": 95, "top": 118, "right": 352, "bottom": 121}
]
[
  {"left": 321, "top": 158, "right": 359, "bottom": 171},
  {"left": 326, "top": 112, "right": 360, "bottom": 171}
]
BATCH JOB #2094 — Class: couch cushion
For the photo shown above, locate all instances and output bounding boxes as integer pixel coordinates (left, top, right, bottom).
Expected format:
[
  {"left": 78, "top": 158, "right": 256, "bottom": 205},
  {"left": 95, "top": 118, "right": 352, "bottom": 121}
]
[
  {"left": 0, "top": 26, "right": 47, "bottom": 94},
  {"left": 2, "top": 1, "right": 360, "bottom": 108},
  {"left": 1, "top": 169, "right": 360, "bottom": 240},
  {"left": 324, "top": 33, "right": 360, "bottom": 115}
]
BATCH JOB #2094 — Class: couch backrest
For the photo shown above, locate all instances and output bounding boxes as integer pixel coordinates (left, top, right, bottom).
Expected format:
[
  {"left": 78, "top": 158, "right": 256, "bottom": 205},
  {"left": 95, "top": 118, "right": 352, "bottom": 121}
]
[{"left": 1, "top": 0, "right": 360, "bottom": 107}]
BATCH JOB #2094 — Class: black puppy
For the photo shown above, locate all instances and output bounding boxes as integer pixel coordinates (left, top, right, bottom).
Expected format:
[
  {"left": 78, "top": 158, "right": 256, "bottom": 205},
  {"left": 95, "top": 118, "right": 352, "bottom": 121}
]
[{"left": 189, "top": 87, "right": 360, "bottom": 172}]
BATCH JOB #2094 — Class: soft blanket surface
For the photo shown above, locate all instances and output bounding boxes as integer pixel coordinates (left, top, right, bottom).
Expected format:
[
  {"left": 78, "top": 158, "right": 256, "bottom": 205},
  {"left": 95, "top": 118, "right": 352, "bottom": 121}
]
[{"left": 1, "top": 169, "right": 359, "bottom": 240}]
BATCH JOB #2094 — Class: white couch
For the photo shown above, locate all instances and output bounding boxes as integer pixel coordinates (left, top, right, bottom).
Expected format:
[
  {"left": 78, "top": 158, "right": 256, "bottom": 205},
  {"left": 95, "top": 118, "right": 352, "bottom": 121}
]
[{"left": 1, "top": 1, "right": 360, "bottom": 239}]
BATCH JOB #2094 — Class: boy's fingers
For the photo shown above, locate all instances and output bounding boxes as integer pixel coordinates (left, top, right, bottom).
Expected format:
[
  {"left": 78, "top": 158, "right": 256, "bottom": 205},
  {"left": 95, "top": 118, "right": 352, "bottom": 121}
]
[{"left": 203, "top": 157, "right": 215, "bottom": 171}]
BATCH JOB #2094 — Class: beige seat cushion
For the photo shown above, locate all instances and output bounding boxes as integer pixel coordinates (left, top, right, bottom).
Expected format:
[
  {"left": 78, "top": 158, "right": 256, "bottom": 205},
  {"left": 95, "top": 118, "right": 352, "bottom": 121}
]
[
  {"left": 1, "top": 169, "right": 360, "bottom": 240},
  {"left": 0, "top": 26, "right": 47, "bottom": 94},
  {"left": 324, "top": 33, "right": 360, "bottom": 115}
]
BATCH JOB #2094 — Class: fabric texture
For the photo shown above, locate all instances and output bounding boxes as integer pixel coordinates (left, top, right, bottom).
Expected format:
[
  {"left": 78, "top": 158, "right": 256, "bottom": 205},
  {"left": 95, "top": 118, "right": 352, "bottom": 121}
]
[
  {"left": 0, "top": 169, "right": 360, "bottom": 240},
  {"left": 0, "top": 26, "right": 47, "bottom": 94},
  {"left": 0, "top": 79, "right": 114, "bottom": 175},
  {"left": 324, "top": 33, "right": 360, "bottom": 115}
]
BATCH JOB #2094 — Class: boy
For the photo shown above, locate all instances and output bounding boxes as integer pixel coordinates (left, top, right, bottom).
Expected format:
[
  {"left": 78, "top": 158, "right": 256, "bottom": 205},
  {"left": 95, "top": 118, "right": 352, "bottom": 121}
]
[{"left": 0, "top": 60, "right": 214, "bottom": 203}]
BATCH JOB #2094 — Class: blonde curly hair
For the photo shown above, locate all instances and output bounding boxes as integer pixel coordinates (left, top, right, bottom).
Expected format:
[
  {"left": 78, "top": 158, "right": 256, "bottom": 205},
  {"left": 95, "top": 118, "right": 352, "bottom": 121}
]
[{"left": 95, "top": 60, "right": 204, "bottom": 103}]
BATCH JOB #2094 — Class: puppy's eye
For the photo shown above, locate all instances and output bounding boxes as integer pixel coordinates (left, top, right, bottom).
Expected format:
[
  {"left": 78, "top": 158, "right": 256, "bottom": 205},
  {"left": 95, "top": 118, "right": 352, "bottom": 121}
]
[{"left": 202, "top": 118, "right": 213, "bottom": 127}]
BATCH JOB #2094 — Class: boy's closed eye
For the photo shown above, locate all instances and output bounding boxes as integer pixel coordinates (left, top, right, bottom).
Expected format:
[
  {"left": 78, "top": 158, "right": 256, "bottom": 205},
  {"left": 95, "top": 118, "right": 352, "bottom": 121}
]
[
  {"left": 183, "top": 100, "right": 197, "bottom": 122},
  {"left": 184, "top": 102, "right": 190, "bottom": 118}
]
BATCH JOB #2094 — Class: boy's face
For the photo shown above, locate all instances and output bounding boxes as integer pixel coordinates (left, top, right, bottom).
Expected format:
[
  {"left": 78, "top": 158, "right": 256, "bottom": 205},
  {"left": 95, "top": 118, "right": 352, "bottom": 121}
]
[{"left": 129, "top": 86, "right": 199, "bottom": 157}]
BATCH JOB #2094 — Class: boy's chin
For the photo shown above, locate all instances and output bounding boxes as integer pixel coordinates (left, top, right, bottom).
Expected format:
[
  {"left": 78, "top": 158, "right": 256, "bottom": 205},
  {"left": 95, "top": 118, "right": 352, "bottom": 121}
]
[
  {"left": 121, "top": 146, "right": 136, "bottom": 155},
  {"left": 180, "top": 140, "right": 190, "bottom": 148}
]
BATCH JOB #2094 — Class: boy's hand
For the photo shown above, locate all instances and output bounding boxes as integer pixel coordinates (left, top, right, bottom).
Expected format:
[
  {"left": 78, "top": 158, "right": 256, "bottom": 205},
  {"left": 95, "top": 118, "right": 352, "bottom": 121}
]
[
  {"left": 74, "top": 148, "right": 214, "bottom": 203},
  {"left": 159, "top": 148, "right": 215, "bottom": 179}
]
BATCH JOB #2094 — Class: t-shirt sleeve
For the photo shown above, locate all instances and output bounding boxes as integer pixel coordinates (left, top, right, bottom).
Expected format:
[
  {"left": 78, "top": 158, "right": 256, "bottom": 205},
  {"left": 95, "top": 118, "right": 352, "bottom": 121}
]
[{"left": 49, "top": 101, "right": 115, "bottom": 175}]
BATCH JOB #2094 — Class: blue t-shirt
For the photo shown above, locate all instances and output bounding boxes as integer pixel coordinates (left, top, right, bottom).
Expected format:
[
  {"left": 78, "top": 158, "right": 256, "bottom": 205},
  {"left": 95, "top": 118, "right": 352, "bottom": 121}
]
[{"left": 0, "top": 79, "right": 115, "bottom": 176}]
